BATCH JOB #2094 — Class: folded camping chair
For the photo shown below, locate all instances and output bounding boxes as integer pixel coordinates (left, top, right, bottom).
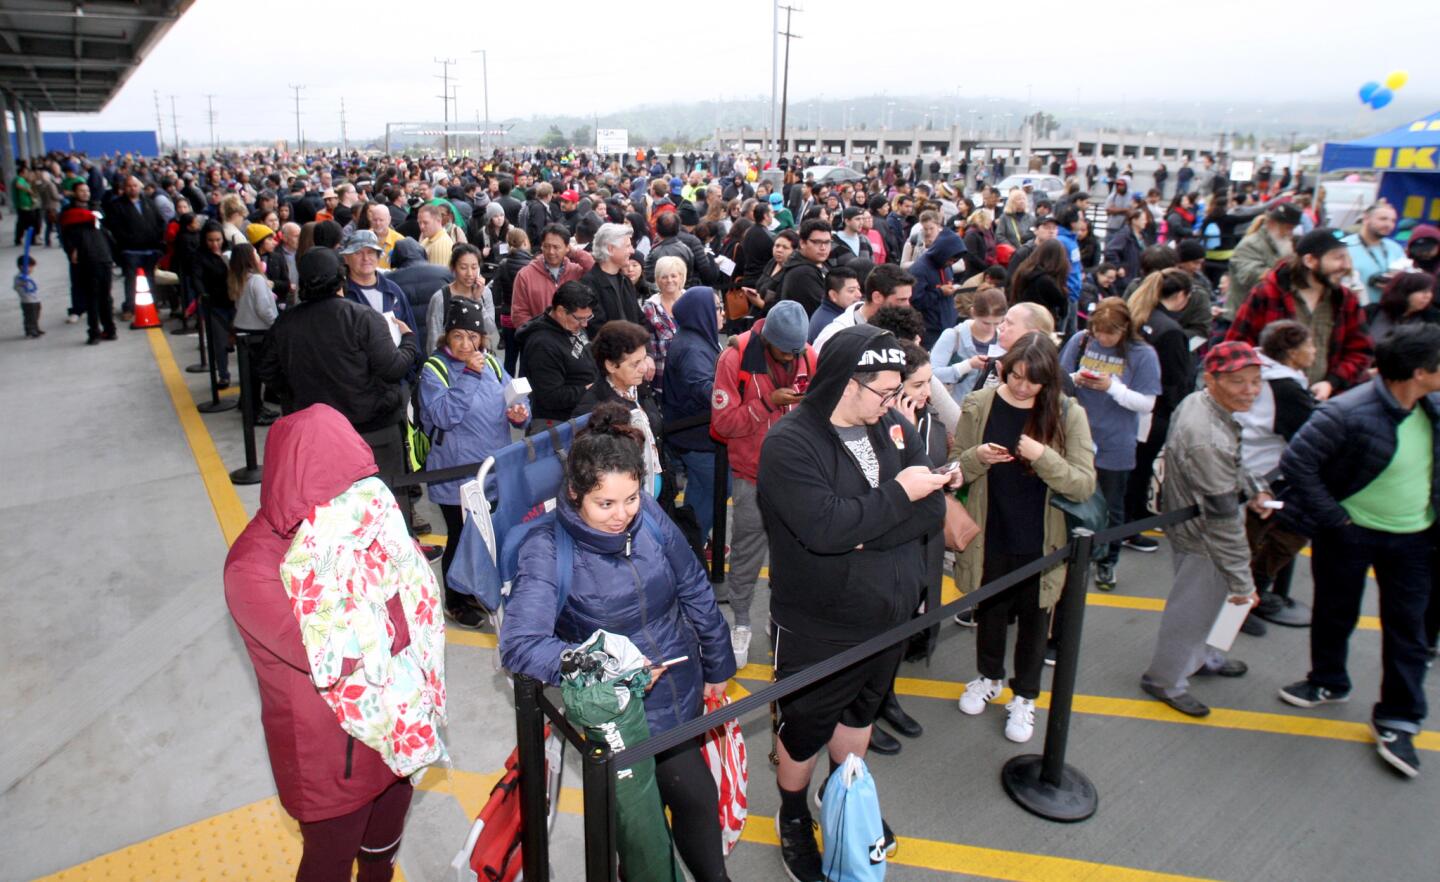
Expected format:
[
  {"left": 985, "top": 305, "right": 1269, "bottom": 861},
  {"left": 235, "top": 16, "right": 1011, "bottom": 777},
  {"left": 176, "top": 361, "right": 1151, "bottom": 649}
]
[{"left": 449, "top": 724, "right": 566, "bottom": 882}]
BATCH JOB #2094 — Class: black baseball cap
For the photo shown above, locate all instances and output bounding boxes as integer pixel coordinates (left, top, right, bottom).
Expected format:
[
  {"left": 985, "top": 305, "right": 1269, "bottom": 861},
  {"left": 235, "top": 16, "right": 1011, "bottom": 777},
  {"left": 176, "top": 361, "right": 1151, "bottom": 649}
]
[{"left": 1266, "top": 203, "right": 1303, "bottom": 226}]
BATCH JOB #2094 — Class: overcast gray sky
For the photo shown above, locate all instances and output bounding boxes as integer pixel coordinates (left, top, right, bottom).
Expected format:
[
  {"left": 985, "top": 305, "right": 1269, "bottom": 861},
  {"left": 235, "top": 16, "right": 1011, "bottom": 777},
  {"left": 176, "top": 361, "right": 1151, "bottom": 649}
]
[{"left": 39, "top": 0, "right": 1440, "bottom": 142}]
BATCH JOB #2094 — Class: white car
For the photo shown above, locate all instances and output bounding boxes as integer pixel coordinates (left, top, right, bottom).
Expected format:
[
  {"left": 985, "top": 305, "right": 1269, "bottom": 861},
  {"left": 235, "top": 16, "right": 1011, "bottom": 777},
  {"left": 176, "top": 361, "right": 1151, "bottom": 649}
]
[
  {"left": 803, "top": 165, "right": 865, "bottom": 186},
  {"left": 993, "top": 174, "right": 1066, "bottom": 205}
]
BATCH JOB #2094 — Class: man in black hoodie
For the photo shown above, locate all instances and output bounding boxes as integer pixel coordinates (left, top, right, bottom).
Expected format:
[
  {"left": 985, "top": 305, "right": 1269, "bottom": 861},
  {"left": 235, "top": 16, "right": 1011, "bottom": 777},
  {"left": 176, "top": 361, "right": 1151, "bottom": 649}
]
[
  {"left": 516, "top": 279, "right": 596, "bottom": 431},
  {"left": 774, "top": 218, "right": 833, "bottom": 316},
  {"left": 758, "top": 324, "right": 949, "bottom": 881}
]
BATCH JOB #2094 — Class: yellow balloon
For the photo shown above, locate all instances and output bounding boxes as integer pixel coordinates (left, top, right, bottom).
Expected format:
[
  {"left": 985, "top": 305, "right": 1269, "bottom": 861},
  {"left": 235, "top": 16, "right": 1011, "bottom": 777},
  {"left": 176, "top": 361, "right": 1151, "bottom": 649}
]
[{"left": 1384, "top": 70, "right": 1409, "bottom": 90}]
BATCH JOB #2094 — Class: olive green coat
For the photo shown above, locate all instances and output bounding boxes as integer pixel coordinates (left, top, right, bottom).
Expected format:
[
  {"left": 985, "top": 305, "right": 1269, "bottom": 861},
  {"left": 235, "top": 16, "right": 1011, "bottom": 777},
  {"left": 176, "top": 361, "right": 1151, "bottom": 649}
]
[{"left": 952, "top": 388, "right": 1097, "bottom": 609}]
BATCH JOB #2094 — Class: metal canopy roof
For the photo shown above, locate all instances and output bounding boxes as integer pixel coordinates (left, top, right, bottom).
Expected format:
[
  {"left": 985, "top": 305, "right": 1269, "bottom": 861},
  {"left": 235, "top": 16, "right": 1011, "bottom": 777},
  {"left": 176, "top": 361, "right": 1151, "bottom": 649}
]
[{"left": 0, "top": 1, "right": 194, "bottom": 113}]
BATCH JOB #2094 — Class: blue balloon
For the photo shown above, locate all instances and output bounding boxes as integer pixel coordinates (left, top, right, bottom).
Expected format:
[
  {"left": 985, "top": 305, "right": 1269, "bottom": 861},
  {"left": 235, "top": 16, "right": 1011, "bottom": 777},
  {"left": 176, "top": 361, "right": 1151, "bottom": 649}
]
[
  {"left": 1359, "top": 81, "right": 1380, "bottom": 103},
  {"left": 1370, "top": 88, "right": 1394, "bottom": 110}
]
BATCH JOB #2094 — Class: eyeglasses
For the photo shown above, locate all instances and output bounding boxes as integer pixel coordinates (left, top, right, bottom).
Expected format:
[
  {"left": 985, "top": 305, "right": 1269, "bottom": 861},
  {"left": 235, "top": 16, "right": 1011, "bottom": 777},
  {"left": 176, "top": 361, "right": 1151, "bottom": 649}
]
[
  {"left": 806, "top": 237, "right": 833, "bottom": 246},
  {"left": 854, "top": 378, "right": 903, "bottom": 406}
]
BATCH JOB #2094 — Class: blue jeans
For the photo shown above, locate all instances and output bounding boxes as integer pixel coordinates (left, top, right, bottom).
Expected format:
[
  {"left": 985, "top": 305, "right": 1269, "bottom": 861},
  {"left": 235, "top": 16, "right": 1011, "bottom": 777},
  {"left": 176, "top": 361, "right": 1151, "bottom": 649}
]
[
  {"left": 1095, "top": 468, "right": 1130, "bottom": 566},
  {"left": 673, "top": 448, "right": 727, "bottom": 545}
]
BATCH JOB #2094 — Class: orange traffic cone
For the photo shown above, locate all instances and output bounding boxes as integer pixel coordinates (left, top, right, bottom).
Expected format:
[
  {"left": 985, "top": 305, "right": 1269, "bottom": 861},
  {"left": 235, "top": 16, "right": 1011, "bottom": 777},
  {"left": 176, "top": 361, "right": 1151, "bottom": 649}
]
[{"left": 131, "top": 268, "right": 161, "bottom": 329}]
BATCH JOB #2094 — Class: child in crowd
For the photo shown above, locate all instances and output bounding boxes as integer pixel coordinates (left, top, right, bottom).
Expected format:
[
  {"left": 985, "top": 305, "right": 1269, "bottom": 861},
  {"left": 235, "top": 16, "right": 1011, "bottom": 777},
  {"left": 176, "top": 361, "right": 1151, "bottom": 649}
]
[{"left": 14, "top": 254, "right": 43, "bottom": 338}]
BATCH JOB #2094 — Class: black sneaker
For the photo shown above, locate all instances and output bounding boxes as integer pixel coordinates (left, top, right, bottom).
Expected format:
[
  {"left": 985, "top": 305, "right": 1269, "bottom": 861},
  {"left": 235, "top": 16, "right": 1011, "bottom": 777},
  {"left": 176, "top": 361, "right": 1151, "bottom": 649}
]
[
  {"left": 953, "top": 608, "right": 977, "bottom": 628},
  {"left": 1278, "top": 680, "right": 1350, "bottom": 708},
  {"left": 1044, "top": 643, "right": 1057, "bottom": 667},
  {"left": 1371, "top": 722, "right": 1420, "bottom": 778},
  {"left": 419, "top": 543, "right": 444, "bottom": 562},
  {"left": 775, "top": 814, "right": 824, "bottom": 882},
  {"left": 445, "top": 604, "right": 487, "bottom": 629},
  {"left": 1094, "top": 561, "right": 1116, "bottom": 592},
  {"left": 1240, "top": 614, "right": 1268, "bottom": 637},
  {"left": 1122, "top": 535, "right": 1159, "bottom": 552}
]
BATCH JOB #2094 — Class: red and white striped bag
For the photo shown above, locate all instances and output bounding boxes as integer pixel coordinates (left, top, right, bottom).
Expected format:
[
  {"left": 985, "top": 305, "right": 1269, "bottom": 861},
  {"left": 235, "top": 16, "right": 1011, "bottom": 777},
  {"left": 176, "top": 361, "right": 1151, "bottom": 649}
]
[{"left": 700, "top": 694, "right": 749, "bottom": 854}]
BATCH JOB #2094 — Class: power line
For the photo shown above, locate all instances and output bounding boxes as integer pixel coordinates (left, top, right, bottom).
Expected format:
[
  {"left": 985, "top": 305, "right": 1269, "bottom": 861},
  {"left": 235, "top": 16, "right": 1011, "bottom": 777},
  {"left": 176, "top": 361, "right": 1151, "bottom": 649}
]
[
  {"left": 434, "top": 57, "right": 455, "bottom": 157},
  {"left": 288, "top": 84, "right": 305, "bottom": 155}
]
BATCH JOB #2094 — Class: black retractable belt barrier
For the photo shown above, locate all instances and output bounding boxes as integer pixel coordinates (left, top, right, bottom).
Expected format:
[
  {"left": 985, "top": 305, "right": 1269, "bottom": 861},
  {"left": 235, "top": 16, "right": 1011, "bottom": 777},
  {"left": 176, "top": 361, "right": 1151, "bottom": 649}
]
[
  {"left": 581, "top": 743, "right": 619, "bottom": 882},
  {"left": 514, "top": 675, "right": 551, "bottom": 882},
  {"left": 229, "top": 333, "right": 264, "bottom": 485},
  {"left": 185, "top": 299, "right": 210, "bottom": 373},
  {"left": 196, "top": 302, "right": 238, "bottom": 414}
]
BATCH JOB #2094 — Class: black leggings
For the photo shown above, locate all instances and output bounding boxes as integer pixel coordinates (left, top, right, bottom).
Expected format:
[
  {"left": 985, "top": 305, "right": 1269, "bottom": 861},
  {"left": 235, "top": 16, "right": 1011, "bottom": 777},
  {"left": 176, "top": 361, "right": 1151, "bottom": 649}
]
[
  {"left": 654, "top": 740, "right": 729, "bottom": 882},
  {"left": 438, "top": 502, "right": 465, "bottom": 610}
]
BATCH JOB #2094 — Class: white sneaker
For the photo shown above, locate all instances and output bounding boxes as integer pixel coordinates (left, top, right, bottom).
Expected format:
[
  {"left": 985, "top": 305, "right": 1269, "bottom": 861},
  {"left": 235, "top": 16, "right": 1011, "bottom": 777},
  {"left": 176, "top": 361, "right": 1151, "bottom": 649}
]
[
  {"left": 731, "top": 625, "right": 752, "bottom": 670},
  {"left": 958, "top": 677, "right": 1003, "bottom": 715},
  {"left": 65, "top": 314, "right": 79, "bottom": 324},
  {"left": 1004, "top": 696, "right": 1036, "bottom": 742}
]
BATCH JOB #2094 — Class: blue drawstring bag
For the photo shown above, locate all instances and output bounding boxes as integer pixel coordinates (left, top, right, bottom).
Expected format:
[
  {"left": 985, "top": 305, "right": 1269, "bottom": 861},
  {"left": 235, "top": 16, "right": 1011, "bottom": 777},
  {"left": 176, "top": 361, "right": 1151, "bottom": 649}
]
[
  {"left": 444, "top": 502, "right": 503, "bottom": 614},
  {"left": 820, "top": 754, "right": 887, "bottom": 882}
]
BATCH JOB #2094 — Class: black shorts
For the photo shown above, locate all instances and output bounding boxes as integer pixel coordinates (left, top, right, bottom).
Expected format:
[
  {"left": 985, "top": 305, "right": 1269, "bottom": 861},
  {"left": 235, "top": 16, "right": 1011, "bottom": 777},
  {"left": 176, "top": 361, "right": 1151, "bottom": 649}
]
[{"left": 773, "top": 626, "right": 905, "bottom": 763}]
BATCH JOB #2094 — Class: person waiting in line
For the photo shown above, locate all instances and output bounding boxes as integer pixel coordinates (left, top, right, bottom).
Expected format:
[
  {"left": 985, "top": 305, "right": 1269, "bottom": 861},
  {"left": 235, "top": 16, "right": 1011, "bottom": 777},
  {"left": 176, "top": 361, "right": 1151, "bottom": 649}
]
[
  {"left": 641, "top": 255, "right": 687, "bottom": 394},
  {"left": 1364, "top": 271, "right": 1440, "bottom": 343},
  {"left": 661, "top": 287, "right": 727, "bottom": 552},
  {"left": 1059, "top": 298, "right": 1160, "bottom": 593},
  {"left": 225, "top": 405, "right": 443, "bottom": 882},
  {"left": 419, "top": 298, "right": 529, "bottom": 629},
  {"left": 1122, "top": 268, "right": 1198, "bottom": 552},
  {"left": 516, "top": 280, "right": 596, "bottom": 433},
  {"left": 259, "top": 247, "right": 420, "bottom": 529},
  {"left": 1140, "top": 342, "right": 1267, "bottom": 718},
  {"left": 231, "top": 242, "right": 282, "bottom": 426},
  {"left": 932, "top": 287, "right": 1007, "bottom": 407},
  {"left": 953, "top": 334, "right": 1097, "bottom": 743},
  {"left": 425, "top": 244, "right": 491, "bottom": 355},
  {"left": 574, "top": 320, "right": 664, "bottom": 497},
  {"left": 753, "top": 228, "right": 798, "bottom": 305},
  {"left": 1231, "top": 320, "right": 1318, "bottom": 634},
  {"left": 1276, "top": 324, "right": 1440, "bottom": 779},
  {"left": 500, "top": 402, "right": 736, "bottom": 882},
  {"left": 1009, "top": 239, "right": 1071, "bottom": 329},
  {"left": 195, "top": 221, "right": 235, "bottom": 388}
]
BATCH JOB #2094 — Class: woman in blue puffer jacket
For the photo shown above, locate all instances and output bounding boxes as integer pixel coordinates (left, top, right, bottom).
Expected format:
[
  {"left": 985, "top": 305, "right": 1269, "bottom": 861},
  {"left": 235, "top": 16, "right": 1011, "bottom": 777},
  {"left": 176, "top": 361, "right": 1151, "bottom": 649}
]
[
  {"left": 420, "top": 298, "right": 529, "bottom": 628},
  {"left": 501, "top": 401, "right": 736, "bottom": 882}
]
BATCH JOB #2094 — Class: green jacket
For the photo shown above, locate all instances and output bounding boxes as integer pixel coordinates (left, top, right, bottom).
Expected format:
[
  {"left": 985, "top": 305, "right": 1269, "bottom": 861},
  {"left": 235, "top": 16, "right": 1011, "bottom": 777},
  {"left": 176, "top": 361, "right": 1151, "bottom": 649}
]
[
  {"left": 11, "top": 176, "right": 34, "bottom": 211},
  {"left": 1224, "top": 228, "right": 1283, "bottom": 320},
  {"left": 952, "top": 387, "right": 1097, "bottom": 609}
]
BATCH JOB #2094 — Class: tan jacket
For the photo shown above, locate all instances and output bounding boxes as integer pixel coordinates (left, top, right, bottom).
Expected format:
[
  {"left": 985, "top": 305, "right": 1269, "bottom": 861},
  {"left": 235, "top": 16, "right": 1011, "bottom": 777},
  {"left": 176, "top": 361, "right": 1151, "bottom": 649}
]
[{"left": 952, "top": 388, "right": 1097, "bottom": 609}]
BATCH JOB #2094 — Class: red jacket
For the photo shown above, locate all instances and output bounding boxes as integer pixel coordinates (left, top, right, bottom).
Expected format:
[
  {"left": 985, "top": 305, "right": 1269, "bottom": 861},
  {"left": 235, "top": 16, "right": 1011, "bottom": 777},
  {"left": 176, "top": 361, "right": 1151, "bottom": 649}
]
[
  {"left": 709, "top": 321, "right": 815, "bottom": 482},
  {"left": 509, "top": 248, "right": 595, "bottom": 329},
  {"left": 224, "top": 404, "right": 410, "bottom": 823},
  {"left": 1225, "top": 261, "right": 1373, "bottom": 391}
]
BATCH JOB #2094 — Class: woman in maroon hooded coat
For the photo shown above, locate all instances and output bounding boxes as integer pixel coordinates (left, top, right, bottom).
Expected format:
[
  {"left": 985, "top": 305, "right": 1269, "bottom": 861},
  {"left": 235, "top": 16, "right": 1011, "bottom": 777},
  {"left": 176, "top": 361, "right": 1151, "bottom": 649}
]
[{"left": 224, "top": 404, "right": 416, "bottom": 882}]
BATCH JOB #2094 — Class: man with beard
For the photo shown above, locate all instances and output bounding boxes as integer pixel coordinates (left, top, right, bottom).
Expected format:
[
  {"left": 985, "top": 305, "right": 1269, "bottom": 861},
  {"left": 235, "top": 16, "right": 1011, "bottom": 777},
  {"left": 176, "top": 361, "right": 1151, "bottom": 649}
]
[{"left": 1224, "top": 203, "right": 1302, "bottom": 320}]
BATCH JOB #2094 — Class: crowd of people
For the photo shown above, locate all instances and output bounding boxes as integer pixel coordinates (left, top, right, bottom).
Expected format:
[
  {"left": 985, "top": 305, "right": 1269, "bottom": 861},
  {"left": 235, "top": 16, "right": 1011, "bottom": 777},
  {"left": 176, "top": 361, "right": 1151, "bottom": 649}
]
[{"left": 15, "top": 140, "right": 1434, "bottom": 882}]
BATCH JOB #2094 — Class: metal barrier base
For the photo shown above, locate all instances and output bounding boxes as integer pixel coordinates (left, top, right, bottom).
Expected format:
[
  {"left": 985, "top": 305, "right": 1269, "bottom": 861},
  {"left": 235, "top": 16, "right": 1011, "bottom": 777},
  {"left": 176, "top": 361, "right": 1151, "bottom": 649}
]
[
  {"left": 1000, "top": 755, "right": 1098, "bottom": 822},
  {"left": 197, "top": 399, "right": 238, "bottom": 414},
  {"left": 184, "top": 363, "right": 209, "bottom": 374},
  {"left": 229, "top": 465, "right": 263, "bottom": 485}
]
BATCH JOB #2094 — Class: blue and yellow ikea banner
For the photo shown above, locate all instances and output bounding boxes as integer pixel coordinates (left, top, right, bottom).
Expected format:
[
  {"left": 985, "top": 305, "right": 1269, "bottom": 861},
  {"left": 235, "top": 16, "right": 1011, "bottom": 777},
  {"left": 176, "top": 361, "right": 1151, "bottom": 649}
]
[{"left": 1322, "top": 111, "right": 1440, "bottom": 174}]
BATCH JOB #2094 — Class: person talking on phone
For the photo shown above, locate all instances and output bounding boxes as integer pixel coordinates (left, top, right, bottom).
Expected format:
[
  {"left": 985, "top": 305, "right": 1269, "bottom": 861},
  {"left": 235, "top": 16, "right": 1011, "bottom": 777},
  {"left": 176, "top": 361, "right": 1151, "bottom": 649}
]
[
  {"left": 953, "top": 334, "right": 1097, "bottom": 743},
  {"left": 758, "top": 324, "right": 949, "bottom": 881},
  {"left": 709, "top": 300, "right": 815, "bottom": 668},
  {"left": 501, "top": 402, "right": 736, "bottom": 881}
]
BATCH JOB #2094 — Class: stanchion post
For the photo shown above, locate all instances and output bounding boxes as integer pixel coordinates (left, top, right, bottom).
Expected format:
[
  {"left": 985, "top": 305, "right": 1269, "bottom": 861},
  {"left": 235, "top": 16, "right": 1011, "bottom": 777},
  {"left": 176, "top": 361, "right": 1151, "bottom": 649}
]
[
  {"left": 1001, "top": 527, "right": 1099, "bottom": 822},
  {"left": 229, "top": 333, "right": 264, "bottom": 485},
  {"left": 582, "top": 742, "right": 618, "bottom": 882},
  {"left": 186, "top": 298, "right": 210, "bottom": 373},
  {"left": 513, "top": 675, "right": 551, "bottom": 882},
  {"left": 709, "top": 442, "right": 728, "bottom": 584},
  {"left": 196, "top": 302, "right": 238, "bottom": 414}
]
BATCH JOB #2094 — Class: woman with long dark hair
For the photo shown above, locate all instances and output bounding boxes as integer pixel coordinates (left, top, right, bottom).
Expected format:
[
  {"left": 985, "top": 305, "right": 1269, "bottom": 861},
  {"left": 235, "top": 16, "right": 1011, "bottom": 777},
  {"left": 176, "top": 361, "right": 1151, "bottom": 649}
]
[
  {"left": 953, "top": 333, "right": 1096, "bottom": 743},
  {"left": 501, "top": 402, "right": 735, "bottom": 882},
  {"left": 1010, "top": 238, "right": 1071, "bottom": 326},
  {"left": 1364, "top": 271, "right": 1439, "bottom": 341},
  {"left": 1103, "top": 207, "right": 1149, "bottom": 281}
]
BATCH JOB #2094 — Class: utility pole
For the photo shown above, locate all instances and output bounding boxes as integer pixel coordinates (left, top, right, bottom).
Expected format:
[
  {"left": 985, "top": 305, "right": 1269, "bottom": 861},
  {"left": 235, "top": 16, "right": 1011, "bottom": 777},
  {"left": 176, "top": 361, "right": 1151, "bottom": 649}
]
[
  {"left": 153, "top": 90, "right": 165, "bottom": 153},
  {"left": 340, "top": 97, "right": 349, "bottom": 156},
  {"left": 769, "top": 0, "right": 778, "bottom": 167},
  {"left": 205, "top": 94, "right": 216, "bottom": 155},
  {"left": 168, "top": 94, "right": 179, "bottom": 154},
  {"left": 288, "top": 84, "right": 305, "bottom": 155},
  {"left": 434, "top": 57, "right": 455, "bottom": 157},
  {"left": 471, "top": 49, "right": 490, "bottom": 157},
  {"left": 778, "top": 4, "right": 801, "bottom": 160}
]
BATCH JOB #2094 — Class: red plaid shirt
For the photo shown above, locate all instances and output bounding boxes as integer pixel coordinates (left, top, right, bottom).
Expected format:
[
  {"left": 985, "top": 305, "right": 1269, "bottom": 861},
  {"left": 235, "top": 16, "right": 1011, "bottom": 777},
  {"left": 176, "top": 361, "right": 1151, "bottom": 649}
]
[{"left": 1225, "top": 262, "right": 1373, "bottom": 390}]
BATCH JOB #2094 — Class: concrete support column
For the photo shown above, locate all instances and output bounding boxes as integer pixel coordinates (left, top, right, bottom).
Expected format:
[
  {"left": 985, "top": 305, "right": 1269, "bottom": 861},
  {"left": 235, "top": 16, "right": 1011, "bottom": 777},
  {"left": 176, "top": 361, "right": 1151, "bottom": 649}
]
[
  {"left": 0, "top": 96, "right": 15, "bottom": 187},
  {"left": 9, "top": 94, "right": 30, "bottom": 162},
  {"left": 27, "top": 107, "right": 43, "bottom": 158}
]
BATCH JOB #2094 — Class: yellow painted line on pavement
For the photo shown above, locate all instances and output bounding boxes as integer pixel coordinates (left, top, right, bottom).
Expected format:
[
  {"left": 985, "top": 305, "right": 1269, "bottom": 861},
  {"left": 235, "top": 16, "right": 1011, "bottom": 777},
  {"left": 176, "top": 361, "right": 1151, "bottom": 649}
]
[
  {"left": 730, "top": 663, "right": 1440, "bottom": 752},
  {"left": 422, "top": 769, "right": 1217, "bottom": 882},
  {"left": 148, "top": 328, "right": 249, "bottom": 546}
]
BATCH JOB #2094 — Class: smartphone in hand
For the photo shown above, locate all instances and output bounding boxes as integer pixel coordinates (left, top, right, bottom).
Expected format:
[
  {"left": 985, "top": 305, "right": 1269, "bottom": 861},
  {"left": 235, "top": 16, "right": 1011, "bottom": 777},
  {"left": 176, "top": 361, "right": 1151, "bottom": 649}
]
[{"left": 931, "top": 461, "right": 960, "bottom": 476}]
